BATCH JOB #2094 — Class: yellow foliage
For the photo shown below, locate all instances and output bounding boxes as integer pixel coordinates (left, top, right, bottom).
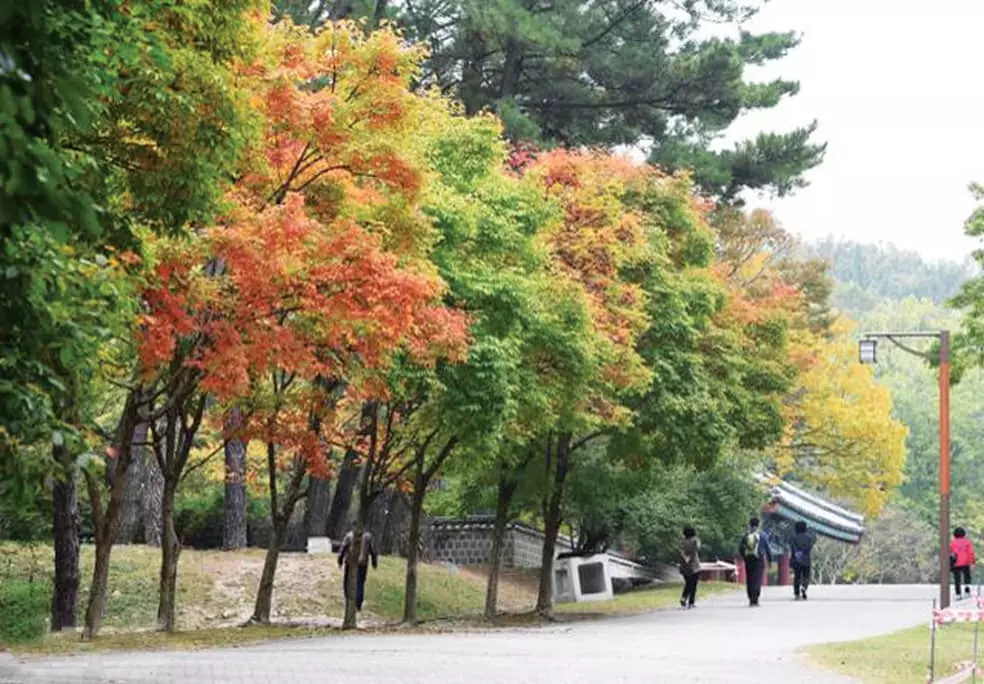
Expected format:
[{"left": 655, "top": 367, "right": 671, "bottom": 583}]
[
  {"left": 190, "top": 438, "right": 268, "bottom": 497},
  {"left": 775, "top": 323, "right": 908, "bottom": 517}
]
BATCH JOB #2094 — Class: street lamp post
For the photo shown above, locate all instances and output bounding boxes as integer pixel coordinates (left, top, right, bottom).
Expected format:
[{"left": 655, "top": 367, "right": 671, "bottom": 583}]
[{"left": 859, "top": 330, "right": 952, "bottom": 609}]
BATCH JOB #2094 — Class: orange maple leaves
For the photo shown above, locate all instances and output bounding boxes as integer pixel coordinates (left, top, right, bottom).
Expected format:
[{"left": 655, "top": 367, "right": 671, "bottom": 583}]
[
  {"left": 136, "top": 20, "right": 468, "bottom": 472},
  {"left": 236, "top": 21, "right": 427, "bottom": 219},
  {"left": 525, "top": 151, "right": 653, "bottom": 396}
]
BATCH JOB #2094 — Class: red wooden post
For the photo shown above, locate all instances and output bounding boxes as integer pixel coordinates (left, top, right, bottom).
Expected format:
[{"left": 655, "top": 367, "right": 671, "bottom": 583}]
[{"left": 778, "top": 552, "right": 791, "bottom": 586}]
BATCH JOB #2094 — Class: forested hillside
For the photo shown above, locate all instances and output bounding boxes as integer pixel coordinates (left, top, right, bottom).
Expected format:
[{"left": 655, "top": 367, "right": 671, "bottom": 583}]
[{"left": 802, "top": 238, "right": 977, "bottom": 316}]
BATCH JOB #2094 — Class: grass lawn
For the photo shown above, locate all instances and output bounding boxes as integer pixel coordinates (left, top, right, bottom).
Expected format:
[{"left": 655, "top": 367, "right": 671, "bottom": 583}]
[
  {"left": 0, "top": 542, "right": 737, "bottom": 655},
  {"left": 0, "top": 543, "right": 533, "bottom": 633},
  {"left": 554, "top": 581, "right": 736, "bottom": 616},
  {"left": 807, "top": 623, "right": 983, "bottom": 684}
]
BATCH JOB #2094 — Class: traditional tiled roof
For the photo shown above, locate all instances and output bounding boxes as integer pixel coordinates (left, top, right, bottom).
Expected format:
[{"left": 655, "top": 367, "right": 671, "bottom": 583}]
[{"left": 758, "top": 475, "right": 865, "bottom": 544}]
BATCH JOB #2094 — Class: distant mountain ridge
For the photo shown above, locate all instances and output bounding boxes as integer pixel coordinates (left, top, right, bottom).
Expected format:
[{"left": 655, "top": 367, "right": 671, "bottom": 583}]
[{"left": 801, "top": 237, "right": 977, "bottom": 306}]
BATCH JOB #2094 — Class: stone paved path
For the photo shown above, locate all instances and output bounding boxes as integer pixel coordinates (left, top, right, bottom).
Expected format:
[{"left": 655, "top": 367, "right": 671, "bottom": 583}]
[{"left": 0, "top": 584, "right": 938, "bottom": 683}]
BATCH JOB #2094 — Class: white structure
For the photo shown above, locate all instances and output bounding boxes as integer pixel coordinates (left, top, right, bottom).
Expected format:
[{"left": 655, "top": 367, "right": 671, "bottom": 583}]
[
  {"left": 553, "top": 554, "right": 615, "bottom": 603},
  {"left": 307, "top": 536, "right": 333, "bottom": 554},
  {"left": 608, "top": 555, "right": 658, "bottom": 584}
]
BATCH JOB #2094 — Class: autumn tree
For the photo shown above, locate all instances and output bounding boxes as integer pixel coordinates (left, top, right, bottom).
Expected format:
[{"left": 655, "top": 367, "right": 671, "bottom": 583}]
[
  {"left": 712, "top": 208, "right": 906, "bottom": 516},
  {"left": 522, "top": 171, "right": 796, "bottom": 608},
  {"left": 0, "top": 0, "right": 262, "bottom": 637},
  {"left": 772, "top": 326, "right": 907, "bottom": 516},
  {"left": 515, "top": 152, "right": 664, "bottom": 616},
  {"left": 519, "top": 155, "right": 809, "bottom": 616},
  {"left": 65, "top": 0, "right": 264, "bottom": 639},
  {"left": 142, "top": 20, "right": 468, "bottom": 629}
]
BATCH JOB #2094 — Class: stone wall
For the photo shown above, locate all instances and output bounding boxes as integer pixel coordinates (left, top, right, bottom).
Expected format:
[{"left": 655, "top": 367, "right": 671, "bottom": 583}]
[{"left": 427, "top": 517, "right": 574, "bottom": 568}]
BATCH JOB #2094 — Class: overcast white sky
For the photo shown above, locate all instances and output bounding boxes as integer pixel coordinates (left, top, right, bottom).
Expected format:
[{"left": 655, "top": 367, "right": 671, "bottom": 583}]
[{"left": 717, "top": 0, "right": 984, "bottom": 262}]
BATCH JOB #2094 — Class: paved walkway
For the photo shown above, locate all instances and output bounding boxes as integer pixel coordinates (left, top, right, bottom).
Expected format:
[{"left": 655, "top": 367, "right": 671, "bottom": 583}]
[{"left": 0, "top": 584, "right": 938, "bottom": 683}]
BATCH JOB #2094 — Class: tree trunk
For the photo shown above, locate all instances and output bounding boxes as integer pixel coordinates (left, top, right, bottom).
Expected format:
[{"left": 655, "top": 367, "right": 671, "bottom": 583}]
[
  {"left": 484, "top": 471, "right": 517, "bottom": 620},
  {"left": 83, "top": 392, "right": 142, "bottom": 640},
  {"left": 402, "top": 465, "right": 426, "bottom": 624},
  {"left": 342, "top": 469, "right": 369, "bottom": 630},
  {"left": 305, "top": 477, "right": 331, "bottom": 538},
  {"left": 143, "top": 448, "right": 164, "bottom": 547},
  {"left": 328, "top": 401, "right": 375, "bottom": 540},
  {"left": 370, "top": 0, "right": 388, "bottom": 29},
  {"left": 51, "top": 443, "right": 79, "bottom": 631},
  {"left": 536, "top": 433, "right": 570, "bottom": 617},
  {"left": 251, "top": 446, "right": 307, "bottom": 624},
  {"left": 326, "top": 448, "right": 358, "bottom": 539},
  {"left": 117, "top": 422, "right": 148, "bottom": 544},
  {"left": 367, "top": 487, "right": 395, "bottom": 550},
  {"left": 223, "top": 410, "right": 248, "bottom": 550},
  {"left": 499, "top": 15, "right": 523, "bottom": 100},
  {"left": 82, "top": 462, "right": 129, "bottom": 640},
  {"left": 380, "top": 489, "right": 411, "bottom": 555},
  {"left": 83, "top": 524, "right": 114, "bottom": 640},
  {"left": 155, "top": 481, "right": 181, "bottom": 632},
  {"left": 250, "top": 518, "right": 285, "bottom": 624}
]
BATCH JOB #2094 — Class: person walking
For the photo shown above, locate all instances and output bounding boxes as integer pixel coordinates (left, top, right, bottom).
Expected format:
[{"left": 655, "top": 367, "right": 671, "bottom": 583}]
[
  {"left": 790, "top": 520, "right": 815, "bottom": 601},
  {"left": 950, "top": 527, "right": 976, "bottom": 600},
  {"left": 739, "top": 516, "right": 772, "bottom": 607},
  {"left": 337, "top": 528, "right": 378, "bottom": 612},
  {"left": 679, "top": 526, "right": 702, "bottom": 609}
]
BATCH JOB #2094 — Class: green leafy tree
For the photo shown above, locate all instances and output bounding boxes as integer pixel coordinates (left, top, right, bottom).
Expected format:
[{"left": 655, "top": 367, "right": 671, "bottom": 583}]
[
  {"left": 396, "top": 109, "right": 577, "bottom": 623},
  {"left": 0, "top": 0, "right": 121, "bottom": 487},
  {"left": 0, "top": 0, "right": 156, "bottom": 632}
]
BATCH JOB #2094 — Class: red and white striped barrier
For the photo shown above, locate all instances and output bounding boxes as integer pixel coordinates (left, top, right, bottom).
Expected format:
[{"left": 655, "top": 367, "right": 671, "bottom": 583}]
[
  {"left": 928, "top": 593, "right": 984, "bottom": 682},
  {"left": 933, "top": 608, "right": 984, "bottom": 625}
]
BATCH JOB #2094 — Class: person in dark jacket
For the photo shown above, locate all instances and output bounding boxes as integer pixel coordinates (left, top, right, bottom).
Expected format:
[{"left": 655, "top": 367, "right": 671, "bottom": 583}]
[
  {"left": 679, "top": 526, "right": 702, "bottom": 609},
  {"left": 738, "top": 517, "right": 772, "bottom": 607},
  {"left": 790, "top": 521, "right": 815, "bottom": 601},
  {"left": 338, "top": 529, "right": 378, "bottom": 611}
]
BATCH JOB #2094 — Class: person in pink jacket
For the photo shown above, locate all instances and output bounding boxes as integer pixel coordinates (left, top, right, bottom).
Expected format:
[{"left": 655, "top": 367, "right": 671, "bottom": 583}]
[{"left": 950, "top": 527, "right": 976, "bottom": 600}]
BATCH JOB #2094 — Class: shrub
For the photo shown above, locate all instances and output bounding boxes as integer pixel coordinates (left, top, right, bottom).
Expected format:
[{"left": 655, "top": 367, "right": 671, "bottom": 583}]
[
  {"left": 175, "top": 487, "right": 225, "bottom": 549},
  {"left": 0, "top": 579, "right": 50, "bottom": 643},
  {"left": 0, "top": 483, "right": 51, "bottom": 542},
  {"left": 174, "top": 485, "right": 272, "bottom": 549}
]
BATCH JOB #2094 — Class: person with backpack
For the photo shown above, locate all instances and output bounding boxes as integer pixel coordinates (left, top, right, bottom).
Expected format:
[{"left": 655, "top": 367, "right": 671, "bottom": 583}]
[
  {"left": 738, "top": 516, "right": 772, "bottom": 607},
  {"left": 679, "top": 526, "right": 702, "bottom": 609},
  {"left": 790, "top": 520, "right": 815, "bottom": 601},
  {"left": 950, "top": 527, "right": 976, "bottom": 600}
]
